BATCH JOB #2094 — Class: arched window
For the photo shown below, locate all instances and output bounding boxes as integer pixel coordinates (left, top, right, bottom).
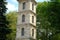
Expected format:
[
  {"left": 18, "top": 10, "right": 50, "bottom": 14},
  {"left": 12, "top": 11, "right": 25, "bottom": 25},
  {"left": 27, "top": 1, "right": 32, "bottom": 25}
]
[
  {"left": 23, "top": 2, "right": 26, "bottom": 9},
  {"left": 22, "top": 15, "right": 25, "bottom": 22},
  {"left": 32, "top": 4, "right": 34, "bottom": 10},
  {"left": 21, "top": 28, "right": 24, "bottom": 36},
  {"left": 32, "top": 16, "right": 34, "bottom": 23},
  {"left": 32, "top": 29, "right": 34, "bottom": 36}
]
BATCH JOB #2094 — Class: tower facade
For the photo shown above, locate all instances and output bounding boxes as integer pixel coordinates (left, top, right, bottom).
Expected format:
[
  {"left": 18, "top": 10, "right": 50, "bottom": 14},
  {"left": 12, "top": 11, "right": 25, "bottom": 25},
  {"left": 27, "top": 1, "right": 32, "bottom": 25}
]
[{"left": 16, "top": 0, "right": 37, "bottom": 40}]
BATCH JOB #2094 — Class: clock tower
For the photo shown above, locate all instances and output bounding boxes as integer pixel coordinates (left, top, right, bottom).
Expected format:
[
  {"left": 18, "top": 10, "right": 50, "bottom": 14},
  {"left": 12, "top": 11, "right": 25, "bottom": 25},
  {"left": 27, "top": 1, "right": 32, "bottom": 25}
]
[{"left": 16, "top": 0, "right": 37, "bottom": 40}]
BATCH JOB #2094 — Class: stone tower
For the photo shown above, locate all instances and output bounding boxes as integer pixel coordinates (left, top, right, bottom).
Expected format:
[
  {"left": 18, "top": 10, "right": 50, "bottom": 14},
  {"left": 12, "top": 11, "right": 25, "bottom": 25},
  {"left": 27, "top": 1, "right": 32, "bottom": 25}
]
[{"left": 16, "top": 0, "right": 37, "bottom": 40}]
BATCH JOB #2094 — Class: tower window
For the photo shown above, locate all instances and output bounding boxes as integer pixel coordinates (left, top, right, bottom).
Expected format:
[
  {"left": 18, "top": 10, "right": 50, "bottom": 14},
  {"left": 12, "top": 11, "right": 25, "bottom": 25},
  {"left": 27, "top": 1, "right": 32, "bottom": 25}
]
[
  {"left": 32, "top": 29, "right": 34, "bottom": 36},
  {"left": 32, "top": 16, "right": 34, "bottom": 23},
  {"left": 32, "top": 4, "right": 34, "bottom": 10},
  {"left": 23, "top": 2, "right": 26, "bottom": 9},
  {"left": 22, "top": 15, "right": 25, "bottom": 22},
  {"left": 21, "top": 28, "right": 24, "bottom": 36}
]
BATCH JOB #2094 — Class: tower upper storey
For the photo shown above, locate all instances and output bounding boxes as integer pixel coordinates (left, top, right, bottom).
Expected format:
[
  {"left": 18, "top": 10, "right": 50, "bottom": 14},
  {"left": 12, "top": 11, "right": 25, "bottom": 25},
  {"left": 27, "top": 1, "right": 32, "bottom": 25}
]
[{"left": 17, "top": 0, "right": 37, "bottom": 13}]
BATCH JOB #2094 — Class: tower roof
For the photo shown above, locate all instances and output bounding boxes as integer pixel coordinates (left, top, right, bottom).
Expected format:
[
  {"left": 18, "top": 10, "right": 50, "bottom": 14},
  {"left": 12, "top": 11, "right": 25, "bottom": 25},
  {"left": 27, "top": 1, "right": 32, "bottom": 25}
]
[{"left": 17, "top": 0, "right": 37, "bottom": 4}]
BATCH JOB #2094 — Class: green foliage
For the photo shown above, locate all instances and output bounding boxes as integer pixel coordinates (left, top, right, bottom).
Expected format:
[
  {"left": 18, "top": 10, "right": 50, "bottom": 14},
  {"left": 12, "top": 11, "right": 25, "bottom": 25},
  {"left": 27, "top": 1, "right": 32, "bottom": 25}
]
[
  {"left": 47, "top": 0, "right": 60, "bottom": 40},
  {"left": 48, "top": 0, "right": 60, "bottom": 30},
  {"left": 36, "top": 0, "right": 60, "bottom": 40},
  {"left": 36, "top": 2, "right": 49, "bottom": 28},
  {"left": 0, "top": 0, "right": 11, "bottom": 40},
  {"left": 0, "top": 0, "right": 7, "bottom": 13},
  {"left": 6, "top": 11, "right": 17, "bottom": 40},
  {"left": 36, "top": 2, "right": 50, "bottom": 40},
  {"left": 52, "top": 33, "right": 60, "bottom": 40}
]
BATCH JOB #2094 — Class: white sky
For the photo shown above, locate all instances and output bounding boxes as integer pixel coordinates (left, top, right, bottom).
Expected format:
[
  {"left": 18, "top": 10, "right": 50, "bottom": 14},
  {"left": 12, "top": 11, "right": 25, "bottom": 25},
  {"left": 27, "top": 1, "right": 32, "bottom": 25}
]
[{"left": 6, "top": 0, "right": 48, "bottom": 12}]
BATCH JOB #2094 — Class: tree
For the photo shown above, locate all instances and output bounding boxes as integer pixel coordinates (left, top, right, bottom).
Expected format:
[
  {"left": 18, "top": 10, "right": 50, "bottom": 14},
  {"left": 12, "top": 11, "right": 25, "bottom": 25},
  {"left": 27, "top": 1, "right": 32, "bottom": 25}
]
[
  {"left": 48, "top": 0, "right": 60, "bottom": 31},
  {"left": 6, "top": 11, "right": 17, "bottom": 40},
  {"left": 36, "top": 2, "right": 51, "bottom": 40},
  {"left": 36, "top": 0, "right": 60, "bottom": 40},
  {"left": 47, "top": 0, "right": 60, "bottom": 40},
  {"left": 0, "top": 0, "right": 11, "bottom": 40}
]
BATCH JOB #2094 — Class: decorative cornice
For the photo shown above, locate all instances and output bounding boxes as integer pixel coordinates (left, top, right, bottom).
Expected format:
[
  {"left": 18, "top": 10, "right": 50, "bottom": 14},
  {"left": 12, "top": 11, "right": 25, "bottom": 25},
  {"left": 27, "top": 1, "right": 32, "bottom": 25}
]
[
  {"left": 17, "top": 0, "right": 37, "bottom": 4},
  {"left": 29, "top": 23, "right": 36, "bottom": 28},
  {"left": 18, "top": 10, "right": 36, "bottom": 15},
  {"left": 17, "top": 23, "right": 36, "bottom": 28}
]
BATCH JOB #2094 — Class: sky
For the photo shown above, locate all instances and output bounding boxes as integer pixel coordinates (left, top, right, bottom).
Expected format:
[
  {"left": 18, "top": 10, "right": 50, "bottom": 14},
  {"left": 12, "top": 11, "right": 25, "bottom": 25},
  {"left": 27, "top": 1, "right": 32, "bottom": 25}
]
[{"left": 6, "top": 0, "right": 48, "bottom": 12}]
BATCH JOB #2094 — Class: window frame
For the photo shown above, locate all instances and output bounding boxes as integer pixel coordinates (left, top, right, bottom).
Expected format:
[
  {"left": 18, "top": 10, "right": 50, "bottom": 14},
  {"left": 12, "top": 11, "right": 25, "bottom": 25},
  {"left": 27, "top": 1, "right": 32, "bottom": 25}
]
[
  {"left": 22, "top": 15, "right": 25, "bottom": 22},
  {"left": 23, "top": 2, "right": 26, "bottom": 9},
  {"left": 32, "top": 29, "right": 34, "bottom": 37},
  {"left": 21, "top": 28, "right": 24, "bottom": 36},
  {"left": 32, "top": 3, "right": 34, "bottom": 10},
  {"left": 32, "top": 16, "right": 34, "bottom": 23}
]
